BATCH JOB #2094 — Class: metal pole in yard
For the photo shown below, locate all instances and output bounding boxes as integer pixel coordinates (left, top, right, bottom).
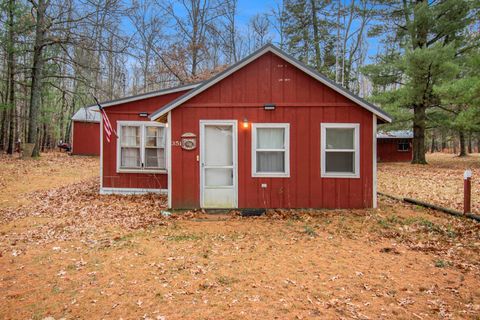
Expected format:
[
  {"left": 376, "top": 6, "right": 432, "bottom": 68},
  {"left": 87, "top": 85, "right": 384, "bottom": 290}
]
[{"left": 464, "top": 170, "right": 472, "bottom": 214}]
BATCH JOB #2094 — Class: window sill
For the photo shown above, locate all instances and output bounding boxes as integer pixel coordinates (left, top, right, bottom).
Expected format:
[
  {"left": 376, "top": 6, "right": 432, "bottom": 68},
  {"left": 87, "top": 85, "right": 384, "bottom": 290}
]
[
  {"left": 321, "top": 172, "right": 360, "bottom": 179},
  {"left": 252, "top": 173, "right": 290, "bottom": 178},
  {"left": 117, "top": 169, "right": 167, "bottom": 174}
]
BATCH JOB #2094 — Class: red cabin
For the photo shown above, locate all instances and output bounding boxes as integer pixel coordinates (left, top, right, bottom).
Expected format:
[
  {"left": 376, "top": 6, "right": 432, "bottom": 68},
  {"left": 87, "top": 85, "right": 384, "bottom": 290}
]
[
  {"left": 96, "top": 44, "right": 392, "bottom": 209},
  {"left": 377, "top": 131, "right": 413, "bottom": 162},
  {"left": 71, "top": 106, "right": 100, "bottom": 156}
]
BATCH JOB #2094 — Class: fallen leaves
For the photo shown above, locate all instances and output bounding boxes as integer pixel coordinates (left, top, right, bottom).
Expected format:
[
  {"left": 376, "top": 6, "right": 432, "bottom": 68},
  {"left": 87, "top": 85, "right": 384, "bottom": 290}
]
[
  {"left": 0, "top": 178, "right": 169, "bottom": 247},
  {"left": 1, "top": 152, "right": 480, "bottom": 319},
  {"left": 378, "top": 153, "right": 480, "bottom": 214}
]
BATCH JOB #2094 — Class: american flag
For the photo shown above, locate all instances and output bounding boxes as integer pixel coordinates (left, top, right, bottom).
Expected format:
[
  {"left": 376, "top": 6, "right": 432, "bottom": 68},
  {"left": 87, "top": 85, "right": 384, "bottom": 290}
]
[{"left": 94, "top": 96, "right": 117, "bottom": 143}]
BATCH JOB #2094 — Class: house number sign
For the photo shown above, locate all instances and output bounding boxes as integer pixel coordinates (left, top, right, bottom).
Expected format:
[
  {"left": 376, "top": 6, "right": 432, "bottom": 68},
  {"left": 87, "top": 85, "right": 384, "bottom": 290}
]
[{"left": 180, "top": 132, "right": 197, "bottom": 150}]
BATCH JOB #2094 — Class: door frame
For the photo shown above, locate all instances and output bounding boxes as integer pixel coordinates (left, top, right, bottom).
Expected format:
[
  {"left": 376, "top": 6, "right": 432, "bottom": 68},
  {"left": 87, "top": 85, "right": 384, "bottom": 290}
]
[{"left": 199, "top": 120, "right": 238, "bottom": 208}]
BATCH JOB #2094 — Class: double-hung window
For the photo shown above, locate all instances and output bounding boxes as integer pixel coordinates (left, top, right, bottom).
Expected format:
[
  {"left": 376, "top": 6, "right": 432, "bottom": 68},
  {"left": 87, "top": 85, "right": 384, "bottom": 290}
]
[
  {"left": 321, "top": 123, "right": 359, "bottom": 178},
  {"left": 398, "top": 139, "right": 410, "bottom": 151},
  {"left": 117, "top": 121, "right": 166, "bottom": 173},
  {"left": 252, "top": 123, "right": 290, "bottom": 177}
]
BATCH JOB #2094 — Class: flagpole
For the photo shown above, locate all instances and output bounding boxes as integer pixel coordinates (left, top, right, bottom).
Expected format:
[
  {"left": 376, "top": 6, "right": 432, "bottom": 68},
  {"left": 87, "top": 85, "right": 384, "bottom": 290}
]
[{"left": 93, "top": 95, "right": 118, "bottom": 138}]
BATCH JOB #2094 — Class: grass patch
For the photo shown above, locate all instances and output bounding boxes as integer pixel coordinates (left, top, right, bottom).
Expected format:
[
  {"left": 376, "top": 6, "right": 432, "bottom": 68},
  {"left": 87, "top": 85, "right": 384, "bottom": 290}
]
[
  {"left": 217, "top": 276, "right": 238, "bottom": 286},
  {"left": 166, "top": 234, "right": 201, "bottom": 241},
  {"left": 377, "top": 215, "right": 401, "bottom": 229},
  {"left": 113, "top": 233, "right": 134, "bottom": 242},
  {"left": 434, "top": 259, "right": 450, "bottom": 268},
  {"left": 51, "top": 285, "right": 61, "bottom": 294},
  {"left": 303, "top": 225, "right": 317, "bottom": 237}
]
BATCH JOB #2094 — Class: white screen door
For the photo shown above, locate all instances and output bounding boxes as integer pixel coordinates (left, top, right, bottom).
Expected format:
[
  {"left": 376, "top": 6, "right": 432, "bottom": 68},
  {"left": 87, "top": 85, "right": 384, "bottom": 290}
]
[{"left": 200, "top": 120, "right": 237, "bottom": 208}]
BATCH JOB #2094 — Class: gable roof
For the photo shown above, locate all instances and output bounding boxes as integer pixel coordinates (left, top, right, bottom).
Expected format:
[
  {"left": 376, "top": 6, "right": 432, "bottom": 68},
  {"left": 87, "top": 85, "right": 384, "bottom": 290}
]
[
  {"left": 72, "top": 106, "right": 101, "bottom": 123},
  {"left": 83, "top": 82, "right": 201, "bottom": 110},
  {"left": 377, "top": 130, "right": 413, "bottom": 139},
  {"left": 149, "top": 44, "right": 392, "bottom": 123}
]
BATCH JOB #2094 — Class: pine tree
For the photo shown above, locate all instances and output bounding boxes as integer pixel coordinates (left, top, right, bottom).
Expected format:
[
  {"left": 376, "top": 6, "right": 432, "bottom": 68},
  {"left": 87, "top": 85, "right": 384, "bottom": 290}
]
[
  {"left": 364, "top": 0, "right": 476, "bottom": 164},
  {"left": 434, "top": 50, "right": 480, "bottom": 157}
]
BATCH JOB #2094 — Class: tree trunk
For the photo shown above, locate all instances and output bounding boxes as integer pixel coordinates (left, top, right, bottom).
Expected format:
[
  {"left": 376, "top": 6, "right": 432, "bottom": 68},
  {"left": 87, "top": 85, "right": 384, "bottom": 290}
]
[
  {"left": 310, "top": 0, "right": 321, "bottom": 71},
  {"left": 27, "top": 0, "right": 47, "bottom": 157},
  {"left": 430, "top": 132, "right": 436, "bottom": 153},
  {"left": 335, "top": 0, "right": 341, "bottom": 83},
  {"left": 412, "top": 104, "right": 427, "bottom": 164},
  {"left": 6, "top": 0, "right": 16, "bottom": 155},
  {"left": 441, "top": 130, "right": 447, "bottom": 151},
  {"left": 459, "top": 131, "right": 467, "bottom": 157},
  {"left": 0, "top": 109, "right": 6, "bottom": 151},
  {"left": 467, "top": 132, "right": 472, "bottom": 153}
]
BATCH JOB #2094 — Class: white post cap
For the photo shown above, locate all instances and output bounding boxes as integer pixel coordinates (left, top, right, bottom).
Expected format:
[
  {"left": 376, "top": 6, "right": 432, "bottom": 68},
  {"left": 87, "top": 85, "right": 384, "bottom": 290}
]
[{"left": 464, "top": 169, "right": 472, "bottom": 179}]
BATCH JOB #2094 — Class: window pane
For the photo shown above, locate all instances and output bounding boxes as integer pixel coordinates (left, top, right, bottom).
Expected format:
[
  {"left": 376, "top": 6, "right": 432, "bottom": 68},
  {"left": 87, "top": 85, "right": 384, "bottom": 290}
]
[
  {"left": 145, "top": 148, "right": 165, "bottom": 169},
  {"left": 325, "top": 151, "right": 355, "bottom": 173},
  {"left": 205, "top": 168, "right": 233, "bottom": 186},
  {"left": 205, "top": 125, "right": 232, "bottom": 166},
  {"left": 257, "top": 128, "right": 284, "bottom": 149},
  {"left": 257, "top": 151, "right": 285, "bottom": 173},
  {"left": 145, "top": 126, "right": 164, "bottom": 147},
  {"left": 326, "top": 128, "right": 354, "bottom": 149},
  {"left": 121, "top": 147, "right": 140, "bottom": 168},
  {"left": 121, "top": 126, "right": 140, "bottom": 146}
]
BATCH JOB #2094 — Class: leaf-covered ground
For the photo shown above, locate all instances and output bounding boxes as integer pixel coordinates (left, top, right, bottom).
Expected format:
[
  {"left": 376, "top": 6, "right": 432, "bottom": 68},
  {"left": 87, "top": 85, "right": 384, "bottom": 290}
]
[
  {"left": 1, "top": 153, "right": 479, "bottom": 319},
  {"left": 0, "top": 152, "right": 98, "bottom": 208},
  {"left": 378, "top": 153, "right": 480, "bottom": 214}
]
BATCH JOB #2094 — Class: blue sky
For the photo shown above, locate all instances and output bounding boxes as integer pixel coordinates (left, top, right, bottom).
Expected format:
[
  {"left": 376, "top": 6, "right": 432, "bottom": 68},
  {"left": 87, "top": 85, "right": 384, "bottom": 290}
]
[{"left": 236, "top": 0, "right": 278, "bottom": 24}]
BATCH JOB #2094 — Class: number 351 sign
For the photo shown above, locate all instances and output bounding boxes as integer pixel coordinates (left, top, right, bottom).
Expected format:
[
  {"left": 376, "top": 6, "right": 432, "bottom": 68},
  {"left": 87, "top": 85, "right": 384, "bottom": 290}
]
[{"left": 172, "top": 132, "right": 197, "bottom": 150}]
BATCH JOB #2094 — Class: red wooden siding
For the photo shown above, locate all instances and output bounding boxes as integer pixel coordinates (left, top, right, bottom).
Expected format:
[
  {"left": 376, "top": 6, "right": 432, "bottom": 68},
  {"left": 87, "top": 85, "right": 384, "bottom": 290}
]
[
  {"left": 72, "top": 121, "right": 100, "bottom": 156},
  {"left": 377, "top": 139, "right": 413, "bottom": 162},
  {"left": 102, "top": 90, "right": 190, "bottom": 190},
  {"left": 170, "top": 52, "right": 374, "bottom": 209}
]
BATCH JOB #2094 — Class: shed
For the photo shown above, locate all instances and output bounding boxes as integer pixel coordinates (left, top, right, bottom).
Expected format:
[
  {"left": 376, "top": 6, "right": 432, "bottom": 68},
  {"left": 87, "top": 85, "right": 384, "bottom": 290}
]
[
  {"left": 71, "top": 106, "right": 101, "bottom": 156},
  {"left": 377, "top": 130, "right": 413, "bottom": 162}
]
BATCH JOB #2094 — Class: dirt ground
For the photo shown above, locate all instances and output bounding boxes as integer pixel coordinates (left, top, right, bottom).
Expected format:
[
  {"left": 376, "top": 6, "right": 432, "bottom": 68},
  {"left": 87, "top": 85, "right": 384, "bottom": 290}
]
[
  {"left": 1, "top": 153, "right": 479, "bottom": 319},
  {"left": 378, "top": 153, "right": 480, "bottom": 214}
]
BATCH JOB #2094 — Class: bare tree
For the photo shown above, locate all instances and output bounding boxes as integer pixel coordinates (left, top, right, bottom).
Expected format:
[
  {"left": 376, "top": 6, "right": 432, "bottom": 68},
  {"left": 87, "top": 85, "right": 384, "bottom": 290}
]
[
  {"left": 161, "top": 0, "right": 225, "bottom": 77},
  {"left": 250, "top": 13, "right": 271, "bottom": 49}
]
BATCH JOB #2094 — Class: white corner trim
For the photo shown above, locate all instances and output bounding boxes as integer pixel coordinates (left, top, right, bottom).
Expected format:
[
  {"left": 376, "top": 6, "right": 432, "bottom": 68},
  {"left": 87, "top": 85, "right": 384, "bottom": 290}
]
[
  {"left": 251, "top": 123, "right": 290, "bottom": 178},
  {"left": 167, "top": 111, "right": 172, "bottom": 209},
  {"left": 373, "top": 115, "right": 378, "bottom": 208},
  {"left": 100, "top": 187, "right": 168, "bottom": 195},
  {"left": 99, "top": 116, "right": 103, "bottom": 190},
  {"left": 71, "top": 118, "right": 75, "bottom": 154},
  {"left": 320, "top": 123, "right": 360, "bottom": 179}
]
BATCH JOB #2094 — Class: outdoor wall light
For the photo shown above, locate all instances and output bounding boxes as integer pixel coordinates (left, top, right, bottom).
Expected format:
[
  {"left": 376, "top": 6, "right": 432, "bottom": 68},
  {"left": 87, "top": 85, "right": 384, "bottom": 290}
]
[
  {"left": 243, "top": 118, "right": 249, "bottom": 129},
  {"left": 264, "top": 104, "right": 276, "bottom": 111},
  {"left": 139, "top": 112, "right": 149, "bottom": 117}
]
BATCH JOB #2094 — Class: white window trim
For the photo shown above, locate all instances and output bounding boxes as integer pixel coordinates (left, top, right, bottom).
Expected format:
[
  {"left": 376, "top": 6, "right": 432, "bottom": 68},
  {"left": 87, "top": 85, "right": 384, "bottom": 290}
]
[
  {"left": 397, "top": 140, "right": 410, "bottom": 152},
  {"left": 321, "top": 123, "right": 360, "bottom": 179},
  {"left": 252, "top": 123, "right": 290, "bottom": 178},
  {"left": 116, "top": 120, "right": 167, "bottom": 174}
]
